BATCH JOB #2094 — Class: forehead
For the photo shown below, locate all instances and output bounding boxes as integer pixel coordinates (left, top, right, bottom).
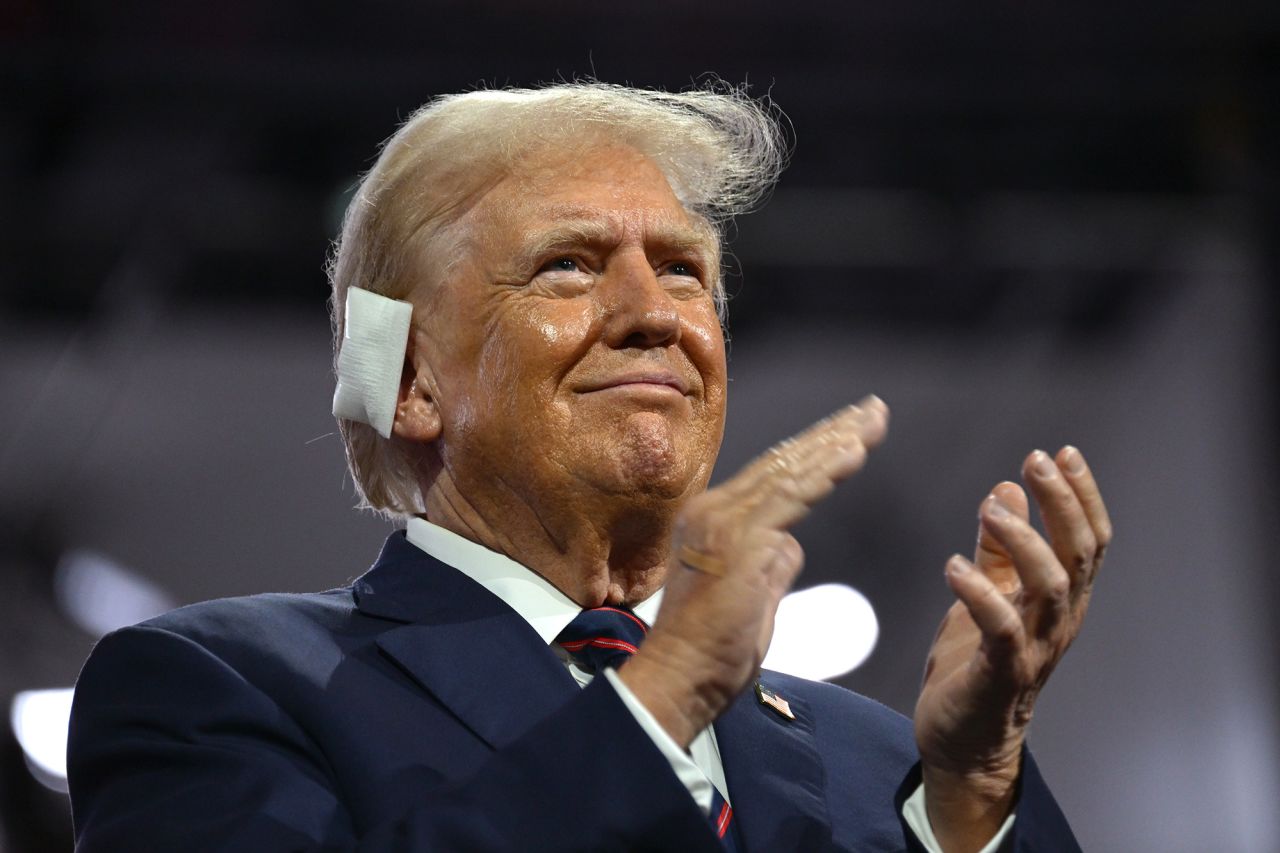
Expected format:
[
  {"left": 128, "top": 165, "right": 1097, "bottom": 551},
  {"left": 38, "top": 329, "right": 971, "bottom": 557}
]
[{"left": 469, "top": 143, "right": 707, "bottom": 242}]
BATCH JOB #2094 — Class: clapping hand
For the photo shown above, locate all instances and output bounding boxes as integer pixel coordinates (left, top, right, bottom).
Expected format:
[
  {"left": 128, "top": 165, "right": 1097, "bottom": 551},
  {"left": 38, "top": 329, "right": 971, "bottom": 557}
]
[
  {"left": 621, "top": 397, "right": 890, "bottom": 748},
  {"left": 914, "top": 447, "right": 1111, "bottom": 851}
]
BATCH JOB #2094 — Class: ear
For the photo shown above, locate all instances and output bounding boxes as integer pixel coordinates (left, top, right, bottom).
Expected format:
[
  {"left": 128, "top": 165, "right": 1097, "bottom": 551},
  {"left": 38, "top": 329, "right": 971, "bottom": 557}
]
[{"left": 392, "top": 361, "right": 442, "bottom": 444}]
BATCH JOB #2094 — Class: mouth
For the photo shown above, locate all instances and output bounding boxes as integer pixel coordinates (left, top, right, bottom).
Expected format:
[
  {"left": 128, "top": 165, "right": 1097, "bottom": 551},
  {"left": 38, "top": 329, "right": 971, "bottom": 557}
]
[{"left": 577, "top": 371, "right": 691, "bottom": 396}]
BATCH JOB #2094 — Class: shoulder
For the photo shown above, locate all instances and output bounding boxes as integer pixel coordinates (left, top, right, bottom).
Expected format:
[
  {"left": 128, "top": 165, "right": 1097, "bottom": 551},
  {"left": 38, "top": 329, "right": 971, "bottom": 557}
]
[
  {"left": 767, "top": 670, "right": 911, "bottom": 727},
  {"left": 758, "top": 671, "right": 921, "bottom": 839},
  {"left": 141, "top": 587, "right": 356, "bottom": 645},
  {"left": 77, "top": 588, "right": 365, "bottom": 708},
  {"left": 764, "top": 669, "right": 917, "bottom": 760}
]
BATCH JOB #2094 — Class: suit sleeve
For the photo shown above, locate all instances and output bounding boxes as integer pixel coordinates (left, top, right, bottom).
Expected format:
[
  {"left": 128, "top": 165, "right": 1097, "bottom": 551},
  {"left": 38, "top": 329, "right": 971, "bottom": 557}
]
[
  {"left": 68, "top": 624, "right": 722, "bottom": 853},
  {"left": 893, "top": 750, "right": 1083, "bottom": 853}
]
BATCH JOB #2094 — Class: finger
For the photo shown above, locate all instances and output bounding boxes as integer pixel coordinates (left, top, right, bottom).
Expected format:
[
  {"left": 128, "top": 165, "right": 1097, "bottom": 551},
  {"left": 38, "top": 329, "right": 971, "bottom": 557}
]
[
  {"left": 742, "top": 398, "right": 889, "bottom": 528},
  {"left": 1056, "top": 446, "right": 1113, "bottom": 564},
  {"left": 714, "top": 397, "right": 887, "bottom": 512},
  {"left": 756, "top": 529, "right": 806, "bottom": 590},
  {"left": 980, "top": 494, "right": 1071, "bottom": 633},
  {"left": 742, "top": 451, "right": 852, "bottom": 529},
  {"left": 732, "top": 396, "right": 888, "bottom": 487},
  {"left": 853, "top": 394, "right": 890, "bottom": 448},
  {"left": 973, "top": 482, "right": 1028, "bottom": 593},
  {"left": 1022, "top": 450, "right": 1098, "bottom": 596},
  {"left": 778, "top": 396, "right": 887, "bottom": 482},
  {"left": 945, "top": 554, "right": 1025, "bottom": 664}
]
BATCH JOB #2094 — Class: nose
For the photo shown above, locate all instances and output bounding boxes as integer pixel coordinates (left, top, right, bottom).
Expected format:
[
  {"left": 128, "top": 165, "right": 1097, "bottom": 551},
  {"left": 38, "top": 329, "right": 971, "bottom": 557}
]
[{"left": 599, "top": 256, "right": 681, "bottom": 349}]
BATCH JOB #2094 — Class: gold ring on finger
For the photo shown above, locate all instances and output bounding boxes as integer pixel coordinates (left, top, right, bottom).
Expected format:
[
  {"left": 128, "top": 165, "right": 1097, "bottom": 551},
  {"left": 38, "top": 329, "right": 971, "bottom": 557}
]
[{"left": 677, "top": 545, "right": 727, "bottom": 577}]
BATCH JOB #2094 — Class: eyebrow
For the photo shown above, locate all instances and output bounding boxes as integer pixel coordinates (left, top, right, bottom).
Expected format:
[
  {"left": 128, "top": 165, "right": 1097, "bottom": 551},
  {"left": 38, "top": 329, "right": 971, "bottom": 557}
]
[{"left": 509, "top": 209, "right": 718, "bottom": 274}]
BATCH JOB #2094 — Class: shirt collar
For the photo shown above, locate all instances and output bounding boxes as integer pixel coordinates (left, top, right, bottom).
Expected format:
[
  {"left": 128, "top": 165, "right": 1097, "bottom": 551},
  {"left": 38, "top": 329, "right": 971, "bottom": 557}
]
[{"left": 403, "top": 517, "right": 663, "bottom": 644}]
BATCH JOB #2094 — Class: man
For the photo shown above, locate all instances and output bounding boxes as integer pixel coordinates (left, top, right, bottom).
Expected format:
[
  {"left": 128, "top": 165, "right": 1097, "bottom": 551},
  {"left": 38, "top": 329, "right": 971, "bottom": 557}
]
[{"left": 68, "top": 83, "right": 1109, "bottom": 851}]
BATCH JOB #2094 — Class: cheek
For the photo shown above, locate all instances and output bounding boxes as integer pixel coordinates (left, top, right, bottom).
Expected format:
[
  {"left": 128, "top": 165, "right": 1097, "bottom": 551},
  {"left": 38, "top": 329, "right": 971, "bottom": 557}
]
[
  {"left": 683, "top": 299, "right": 724, "bottom": 349},
  {"left": 684, "top": 312, "right": 727, "bottom": 391},
  {"left": 518, "top": 300, "right": 597, "bottom": 372},
  {"left": 476, "top": 300, "right": 596, "bottom": 407},
  {"left": 529, "top": 300, "right": 596, "bottom": 349}
]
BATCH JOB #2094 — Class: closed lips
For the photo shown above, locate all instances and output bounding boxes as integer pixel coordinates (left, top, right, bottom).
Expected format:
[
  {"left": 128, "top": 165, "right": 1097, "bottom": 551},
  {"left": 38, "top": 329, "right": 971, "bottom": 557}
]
[{"left": 578, "top": 373, "right": 690, "bottom": 394}]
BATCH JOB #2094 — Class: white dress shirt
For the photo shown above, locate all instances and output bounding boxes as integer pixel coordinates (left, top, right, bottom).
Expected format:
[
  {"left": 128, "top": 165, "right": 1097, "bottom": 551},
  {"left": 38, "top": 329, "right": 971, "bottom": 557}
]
[{"left": 404, "top": 518, "right": 1011, "bottom": 852}]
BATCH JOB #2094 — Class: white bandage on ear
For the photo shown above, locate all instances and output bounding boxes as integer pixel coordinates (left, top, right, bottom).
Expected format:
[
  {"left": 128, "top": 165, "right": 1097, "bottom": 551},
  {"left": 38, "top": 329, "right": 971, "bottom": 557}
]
[{"left": 332, "top": 287, "right": 414, "bottom": 439}]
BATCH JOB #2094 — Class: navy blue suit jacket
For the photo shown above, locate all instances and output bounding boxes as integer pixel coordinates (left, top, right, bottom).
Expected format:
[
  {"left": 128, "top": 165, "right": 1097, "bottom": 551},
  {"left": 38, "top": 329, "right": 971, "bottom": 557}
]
[{"left": 68, "top": 532, "right": 1079, "bottom": 851}]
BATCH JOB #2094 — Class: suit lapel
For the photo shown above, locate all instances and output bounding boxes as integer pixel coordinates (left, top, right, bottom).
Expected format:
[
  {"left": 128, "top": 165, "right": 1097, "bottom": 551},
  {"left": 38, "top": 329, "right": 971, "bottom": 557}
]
[
  {"left": 715, "top": 673, "right": 832, "bottom": 850},
  {"left": 355, "top": 532, "right": 579, "bottom": 750},
  {"left": 354, "top": 535, "right": 834, "bottom": 846}
]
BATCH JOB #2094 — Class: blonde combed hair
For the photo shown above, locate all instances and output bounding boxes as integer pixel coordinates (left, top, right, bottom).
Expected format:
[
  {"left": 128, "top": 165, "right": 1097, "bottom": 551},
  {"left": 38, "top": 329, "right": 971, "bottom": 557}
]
[{"left": 328, "top": 81, "right": 788, "bottom": 519}]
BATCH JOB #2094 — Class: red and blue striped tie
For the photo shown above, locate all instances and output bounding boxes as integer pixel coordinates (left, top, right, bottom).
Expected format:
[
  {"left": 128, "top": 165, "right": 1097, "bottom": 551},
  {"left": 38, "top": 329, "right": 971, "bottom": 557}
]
[
  {"left": 555, "top": 606, "right": 648, "bottom": 673},
  {"left": 555, "top": 607, "right": 741, "bottom": 851}
]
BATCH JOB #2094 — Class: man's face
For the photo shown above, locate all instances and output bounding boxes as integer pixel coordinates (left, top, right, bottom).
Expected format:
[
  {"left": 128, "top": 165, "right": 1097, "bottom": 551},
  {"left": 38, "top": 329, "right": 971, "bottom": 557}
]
[{"left": 411, "top": 143, "right": 728, "bottom": 519}]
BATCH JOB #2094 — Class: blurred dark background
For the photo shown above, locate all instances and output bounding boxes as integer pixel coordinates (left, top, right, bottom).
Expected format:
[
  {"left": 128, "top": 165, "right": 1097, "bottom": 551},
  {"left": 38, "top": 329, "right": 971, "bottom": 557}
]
[{"left": 2, "top": 2, "right": 1278, "bottom": 850}]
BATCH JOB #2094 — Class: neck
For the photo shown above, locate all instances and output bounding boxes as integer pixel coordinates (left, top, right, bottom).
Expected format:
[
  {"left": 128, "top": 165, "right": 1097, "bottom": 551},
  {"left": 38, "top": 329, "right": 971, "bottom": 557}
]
[{"left": 422, "top": 472, "right": 677, "bottom": 607}]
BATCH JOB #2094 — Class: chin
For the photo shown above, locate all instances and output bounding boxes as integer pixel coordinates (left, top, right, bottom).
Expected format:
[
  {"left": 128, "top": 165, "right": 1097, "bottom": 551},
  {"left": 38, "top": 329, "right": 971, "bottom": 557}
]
[
  {"left": 564, "top": 445, "right": 695, "bottom": 505},
  {"left": 613, "top": 416, "right": 705, "bottom": 497},
  {"left": 619, "top": 468, "right": 697, "bottom": 502},
  {"left": 565, "top": 412, "right": 716, "bottom": 503}
]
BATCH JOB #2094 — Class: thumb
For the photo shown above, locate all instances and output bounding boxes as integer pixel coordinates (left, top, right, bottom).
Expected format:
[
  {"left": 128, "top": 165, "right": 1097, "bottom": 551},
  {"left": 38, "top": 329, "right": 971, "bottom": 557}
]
[{"left": 973, "top": 481, "right": 1029, "bottom": 593}]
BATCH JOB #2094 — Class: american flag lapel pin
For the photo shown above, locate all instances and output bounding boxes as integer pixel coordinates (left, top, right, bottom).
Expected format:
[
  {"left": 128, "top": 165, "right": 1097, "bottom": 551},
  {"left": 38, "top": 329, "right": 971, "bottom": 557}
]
[{"left": 755, "top": 681, "right": 796, "bottom": 721}]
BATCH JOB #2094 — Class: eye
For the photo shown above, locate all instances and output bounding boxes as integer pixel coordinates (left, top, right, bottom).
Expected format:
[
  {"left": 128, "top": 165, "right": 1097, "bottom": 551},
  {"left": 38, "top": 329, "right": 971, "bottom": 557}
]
[
  {"left": 529, "top": 255, "right": 594, "bottom": 297},
  {"left": 665, "top": 259, "right": 706, "bottom": 278},
  {"left": 541, "top": 257, "right": 582, "bottom": 273},
  {"left": 659, "top": 260, "right": 706, "bottom": 291}
]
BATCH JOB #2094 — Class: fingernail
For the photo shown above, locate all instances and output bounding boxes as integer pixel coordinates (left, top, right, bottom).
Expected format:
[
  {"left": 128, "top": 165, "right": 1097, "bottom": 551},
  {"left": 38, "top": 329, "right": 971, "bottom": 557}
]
[
  {"left": 1063, "top": 445, "right": 1086, "bottom": 475},
  {"left": 1032, "top": 450, "right": 1057, "bottom": 479},
  {"left": 947, "top": 554, "right": 971, "bottom": 575},
  {"left": 985, "top": 495, "right": 1011, "bottom": 520}
]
